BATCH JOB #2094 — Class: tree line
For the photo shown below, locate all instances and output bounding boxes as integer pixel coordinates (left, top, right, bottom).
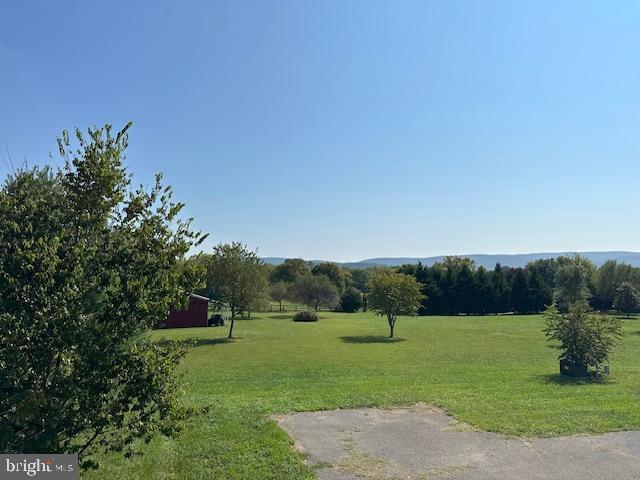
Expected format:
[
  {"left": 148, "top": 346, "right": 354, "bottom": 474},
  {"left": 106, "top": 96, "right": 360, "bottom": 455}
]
[
  {"left": 192, "top": 246, "right": 640, "bottom": 334},
  {"left": 398, "top": 255, "right": 640, "bottom": 316}
]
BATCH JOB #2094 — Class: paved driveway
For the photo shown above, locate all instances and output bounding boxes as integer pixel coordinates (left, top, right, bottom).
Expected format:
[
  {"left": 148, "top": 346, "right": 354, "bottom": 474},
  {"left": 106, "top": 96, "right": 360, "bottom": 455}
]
[{"left": 275, "top": 404, "right": 640, "bottom": 480}]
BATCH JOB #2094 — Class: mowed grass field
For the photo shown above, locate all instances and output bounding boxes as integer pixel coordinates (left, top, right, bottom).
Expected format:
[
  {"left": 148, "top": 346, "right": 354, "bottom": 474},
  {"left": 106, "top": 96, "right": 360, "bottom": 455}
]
[{"left": 86, "top": 311, "right": 640, "bottom": 479}]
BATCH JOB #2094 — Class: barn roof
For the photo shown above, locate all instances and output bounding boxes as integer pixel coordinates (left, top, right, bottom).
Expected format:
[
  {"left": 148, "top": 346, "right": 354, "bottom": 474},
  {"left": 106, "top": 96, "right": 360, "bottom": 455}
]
[{"left": 189, "top": 293, "right": 210, "bottom": 301}]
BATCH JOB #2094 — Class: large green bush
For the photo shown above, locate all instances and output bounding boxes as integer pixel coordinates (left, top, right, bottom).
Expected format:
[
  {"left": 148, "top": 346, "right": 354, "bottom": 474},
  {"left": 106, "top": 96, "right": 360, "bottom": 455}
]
[
  {"left": 544, "top": 302, "right": 622, "bottom": 370},
  {"left": 339, "top": 287, "right": 363, "bottom": 313},
  {"left": 0, "top": 124, "right": 205, "bottom": 467}
]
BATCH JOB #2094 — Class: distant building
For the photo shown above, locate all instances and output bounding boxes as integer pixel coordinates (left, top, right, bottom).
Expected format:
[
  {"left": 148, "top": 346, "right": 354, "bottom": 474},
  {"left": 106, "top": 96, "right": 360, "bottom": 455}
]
[{"left": 160, "top": 294, "right": 209, "bottom": 328}]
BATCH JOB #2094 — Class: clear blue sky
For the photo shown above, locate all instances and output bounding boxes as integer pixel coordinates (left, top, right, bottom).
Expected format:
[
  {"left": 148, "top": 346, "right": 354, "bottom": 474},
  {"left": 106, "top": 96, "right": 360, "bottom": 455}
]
[{"left": 1, "top": 1, "right": 639, "bottom": 261}]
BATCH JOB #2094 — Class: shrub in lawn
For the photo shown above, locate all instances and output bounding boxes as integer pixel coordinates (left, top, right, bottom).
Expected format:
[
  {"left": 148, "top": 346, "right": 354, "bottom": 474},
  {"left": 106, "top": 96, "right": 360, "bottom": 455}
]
[
  {"left": 293, "top": 311, "right": 318, "bottom": 322},
  {"left": 340, "top": 287, "right": 363, "bottom": 313},
  {"left": 544, "top": 301, "right": 623, "bottom": 375}
]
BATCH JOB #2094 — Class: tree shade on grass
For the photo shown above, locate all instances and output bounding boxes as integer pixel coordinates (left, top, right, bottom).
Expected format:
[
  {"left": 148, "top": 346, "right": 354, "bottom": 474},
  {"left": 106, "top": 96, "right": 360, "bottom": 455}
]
[{"left": 85, "top": 311, "right": 640, "bottom": 480}]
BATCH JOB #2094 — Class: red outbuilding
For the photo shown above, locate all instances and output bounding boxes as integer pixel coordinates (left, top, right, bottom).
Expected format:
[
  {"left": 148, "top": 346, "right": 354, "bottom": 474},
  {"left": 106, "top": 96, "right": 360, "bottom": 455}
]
[{"left": 160, "top": 294, "right": 210, "bottom": 328}]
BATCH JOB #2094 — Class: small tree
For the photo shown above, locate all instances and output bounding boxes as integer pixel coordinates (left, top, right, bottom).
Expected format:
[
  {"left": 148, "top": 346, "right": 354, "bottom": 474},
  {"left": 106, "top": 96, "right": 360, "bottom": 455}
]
[
  {"left": 201, "top": 243, "right": 269, "bottom": 338},
  {"left": 544, "top": 302, "right": 622, "bottom": 371},
  {"left": 510, "top": 268, "right": 530, "bottom": 314},
  {"left": 614, "top": 282, "right": 640, "bottom": 318},
  {"left": 289, "top": 273, "right": 340, "bottom": 312},
  {"left": 269, "top": 281, "right": 289, "bottom": 312},
  {"left": 0, "top": 124, "right": 206, "bottom": 465},
  {"left": 491, "top": 263, "right": 510, "bottom": 314},
  {"left": 367, "top": 271, "right": 425, "bottom": 338},
  {"left": 340, "top": 287, "right": 363, "bottom": 313}
]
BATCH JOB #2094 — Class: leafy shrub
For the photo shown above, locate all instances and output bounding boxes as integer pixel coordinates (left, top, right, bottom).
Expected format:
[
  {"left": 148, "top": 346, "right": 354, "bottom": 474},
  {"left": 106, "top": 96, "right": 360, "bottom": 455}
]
[
  {"left": 544, "top": 302, "right": 622, "bottom": 370},
  {"left": 293, "top": 310, "right": 318, "bottom": 322},
  {"left": 0, "top": 124, "right": 205, "bottom": 466},
  {"left": 340, "top": 287, "right": 363, "bottom": 313}
]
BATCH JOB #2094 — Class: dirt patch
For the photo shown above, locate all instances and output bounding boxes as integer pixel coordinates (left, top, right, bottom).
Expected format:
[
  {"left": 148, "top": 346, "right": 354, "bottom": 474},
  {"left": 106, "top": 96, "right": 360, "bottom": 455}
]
[{"left": 275, "top": 404, "right": 640, "bottom": 479}]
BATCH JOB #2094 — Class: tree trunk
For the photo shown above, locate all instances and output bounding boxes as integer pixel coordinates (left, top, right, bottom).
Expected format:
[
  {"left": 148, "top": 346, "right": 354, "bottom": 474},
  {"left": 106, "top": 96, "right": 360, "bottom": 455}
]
[
  {"left": 388, "top": 315, "right": 395, "bottom": 338},
  {"left": 279, "top": 300, "right": 283, "bottom": 312},
  {"left": 228, "top": 314, "right": 235, "bottom": 339}
]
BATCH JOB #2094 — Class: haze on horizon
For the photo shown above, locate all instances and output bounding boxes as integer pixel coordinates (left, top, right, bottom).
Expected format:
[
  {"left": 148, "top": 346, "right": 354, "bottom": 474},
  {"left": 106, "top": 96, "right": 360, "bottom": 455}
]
[
  {"left": 263, "top": 250, "right": 640, "bottom": 266},
  {"left": 1, "top": 1, "right": 639, "bottom": 261}
]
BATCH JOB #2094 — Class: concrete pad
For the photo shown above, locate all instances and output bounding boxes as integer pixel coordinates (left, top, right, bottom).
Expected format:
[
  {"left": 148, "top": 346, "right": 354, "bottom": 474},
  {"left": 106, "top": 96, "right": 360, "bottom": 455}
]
[{"left": 275, "top": 403, "right": 640, "bottom": 480}]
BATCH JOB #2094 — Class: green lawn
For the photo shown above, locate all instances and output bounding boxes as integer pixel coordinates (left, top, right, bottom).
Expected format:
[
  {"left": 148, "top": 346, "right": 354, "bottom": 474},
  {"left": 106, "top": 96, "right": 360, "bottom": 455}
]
[{"left": 85, "top": 311, "right": 640, "bottom": 479}]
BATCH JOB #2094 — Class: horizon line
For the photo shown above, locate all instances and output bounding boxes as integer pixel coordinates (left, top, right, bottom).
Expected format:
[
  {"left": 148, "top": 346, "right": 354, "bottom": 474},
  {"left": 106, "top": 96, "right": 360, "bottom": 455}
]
[{"left": 260, "top": 250, "right": 640, "bottom": 264}]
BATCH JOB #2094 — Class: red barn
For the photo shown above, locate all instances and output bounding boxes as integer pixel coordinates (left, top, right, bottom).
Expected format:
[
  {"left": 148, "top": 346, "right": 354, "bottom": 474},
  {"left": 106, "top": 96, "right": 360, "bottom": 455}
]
[{"left": 161, "top": 294, "right": 210, "bottom": 328}]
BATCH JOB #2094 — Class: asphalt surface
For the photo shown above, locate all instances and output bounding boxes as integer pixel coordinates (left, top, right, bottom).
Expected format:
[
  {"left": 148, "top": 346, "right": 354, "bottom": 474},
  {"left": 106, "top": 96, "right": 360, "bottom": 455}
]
[{"left": 275, "top": 403, "right": 640, "bottom": 480}]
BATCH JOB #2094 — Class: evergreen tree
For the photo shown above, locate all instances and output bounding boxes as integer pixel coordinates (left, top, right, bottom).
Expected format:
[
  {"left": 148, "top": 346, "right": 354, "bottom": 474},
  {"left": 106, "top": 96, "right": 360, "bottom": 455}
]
[
  {"left": 527, "top": 259, "right": 557, "bottom": 307},
  {"left": 472, "top": 266, "right": 494, "bottom": 315},
  {"left": 510, "top": 268, "right": 530, "bottom": 313},
  {"left": 491, "top": 263, "right": 510, "bottom": 314},
  {"left": 527, "top": 268, "right": 550, "bottom": 312}
]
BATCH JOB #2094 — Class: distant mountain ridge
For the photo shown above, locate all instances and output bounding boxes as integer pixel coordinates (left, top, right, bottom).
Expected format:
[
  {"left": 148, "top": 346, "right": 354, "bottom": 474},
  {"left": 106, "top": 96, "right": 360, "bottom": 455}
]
[{"left": 262, "top": 251, "right": 640, "bottom": 269}]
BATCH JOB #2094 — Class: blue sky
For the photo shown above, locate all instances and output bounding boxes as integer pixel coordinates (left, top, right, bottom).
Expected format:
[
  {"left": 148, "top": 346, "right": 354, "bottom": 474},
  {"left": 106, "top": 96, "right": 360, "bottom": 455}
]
[{"left": 1, "top": 1, "right": 639, "bottom": 261}]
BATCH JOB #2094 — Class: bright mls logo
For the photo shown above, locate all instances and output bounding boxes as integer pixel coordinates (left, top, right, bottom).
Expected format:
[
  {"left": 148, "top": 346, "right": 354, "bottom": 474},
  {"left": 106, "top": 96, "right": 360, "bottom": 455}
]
[{"left": 0, "top": 455, "right": 77, "bottom": 479}]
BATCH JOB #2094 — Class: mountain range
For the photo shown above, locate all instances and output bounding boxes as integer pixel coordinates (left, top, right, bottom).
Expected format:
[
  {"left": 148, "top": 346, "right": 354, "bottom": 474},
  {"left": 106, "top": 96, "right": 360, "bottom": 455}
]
[{"left": 262, "top": 251, "right": 640, "bottom": 270}]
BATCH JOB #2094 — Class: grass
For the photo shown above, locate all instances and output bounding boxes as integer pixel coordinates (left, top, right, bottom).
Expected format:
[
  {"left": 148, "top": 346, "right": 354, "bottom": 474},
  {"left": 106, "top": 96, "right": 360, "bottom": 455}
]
[{"left": 85, "top": 311, "right": 640, "bottom": 479}]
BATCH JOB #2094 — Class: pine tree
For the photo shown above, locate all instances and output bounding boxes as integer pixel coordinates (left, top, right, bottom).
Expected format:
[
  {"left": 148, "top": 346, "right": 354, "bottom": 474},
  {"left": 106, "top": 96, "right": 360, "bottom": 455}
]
[
  {"left": 510, "top": 268, "right": 529, "bottom": 313},
  {"left": 491, "top": 263, "right": 510, "bottom": 314}
]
